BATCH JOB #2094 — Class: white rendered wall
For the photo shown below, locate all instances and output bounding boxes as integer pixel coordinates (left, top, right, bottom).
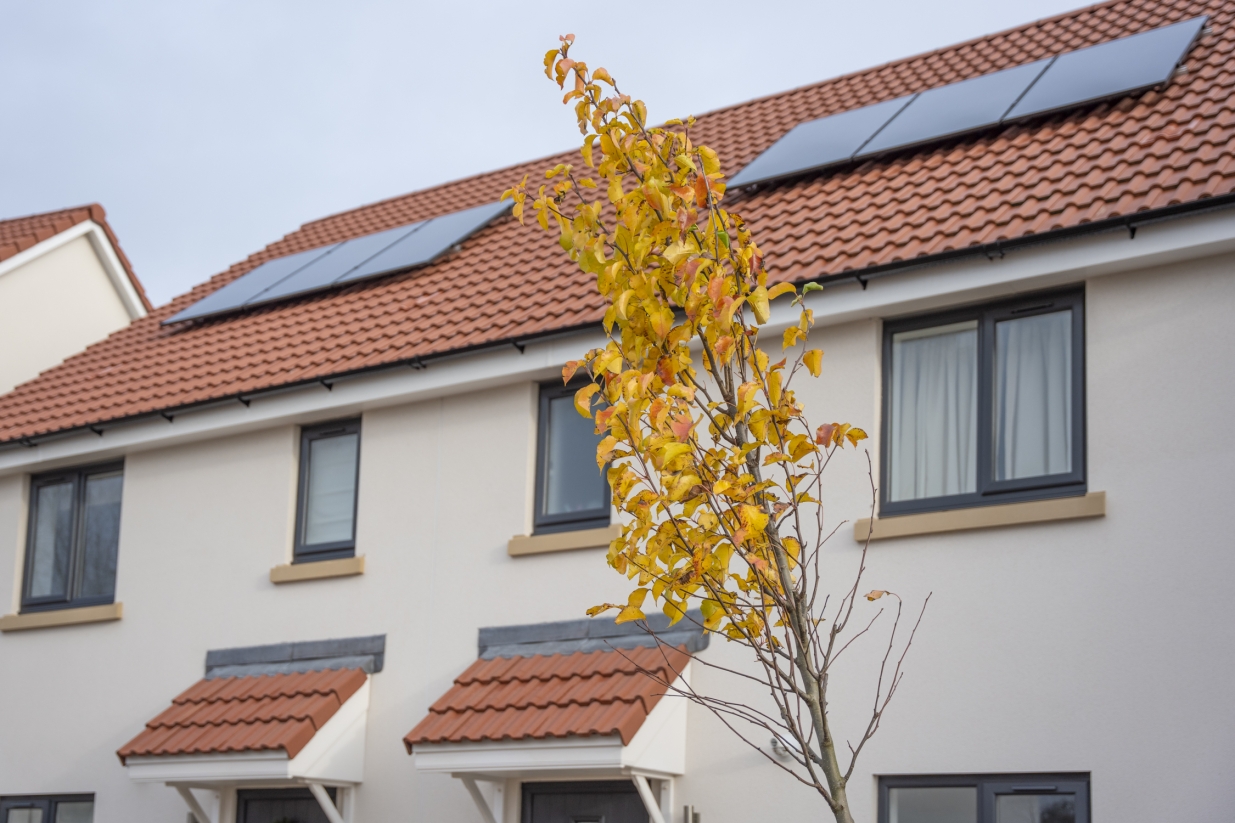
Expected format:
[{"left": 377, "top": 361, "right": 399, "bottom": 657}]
[
  {"left": 0, "top": 250, "right": 1232, "bottom": 822},
  {"left": 0, "top": 235, "right": 134, "bottom": 395}
]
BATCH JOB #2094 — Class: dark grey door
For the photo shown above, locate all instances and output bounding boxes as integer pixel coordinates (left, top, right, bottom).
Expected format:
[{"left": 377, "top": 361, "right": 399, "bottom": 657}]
[
  {"left": 522, "top": 781, "right": 647, "bottom": 823},
  {"left": 236, "top": 788, "right": 335, "bottom": 823}
]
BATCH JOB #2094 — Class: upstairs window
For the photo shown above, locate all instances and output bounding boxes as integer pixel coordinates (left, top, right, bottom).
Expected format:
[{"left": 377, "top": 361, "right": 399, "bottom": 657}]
[
  {"left": 882, "top": 289, "right": 1085, "bottom": 516},
  {"left": 879, "top": 773, "right": 1089, "bottom": 823},
  {"left": 1, "top": 794, "right": 94, "bottom": 822},
  {"left": 535, "top": 380, "right": 609, "bottom": 534},
  {"left": 22, "top": 463, "right": 123, "bottom": 613},
  {"left": 294, "top": 420, "right": 361, "bottom": 562}
]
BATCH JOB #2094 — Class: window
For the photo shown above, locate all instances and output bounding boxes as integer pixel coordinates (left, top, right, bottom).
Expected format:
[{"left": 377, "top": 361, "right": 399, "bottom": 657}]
[
  {"left": 534, "top": 380, "right": 609, "bottom": 534},
  {"left": 22, "top": 463, "right": 123, "bottom": 613},
  {"left": 879, "top": 774, "right": 1089, "bottom": 823},
  {"left": 881, "top": 289, "right": 1085, "bottom": 516},
  {"left": 294, "top": 420, "right": 361, "bottom": 562},
  {"left": 1, "top": 795, "right": 94, "bottom": 823}
]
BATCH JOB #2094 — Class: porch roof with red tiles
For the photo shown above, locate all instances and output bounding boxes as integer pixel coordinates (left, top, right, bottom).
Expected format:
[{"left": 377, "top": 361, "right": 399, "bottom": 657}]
[
  {"left": 405, "top": 645, "right": 690, "bottom": 748},
  {"left": 117, "top": 668, "right": 367, "bottom": 761},
  {"left": 0, "top": 204, "right": 150, "bottom": 312},
  {"left": 2, "top": 0, "right": 1233, "bottom": 445}
]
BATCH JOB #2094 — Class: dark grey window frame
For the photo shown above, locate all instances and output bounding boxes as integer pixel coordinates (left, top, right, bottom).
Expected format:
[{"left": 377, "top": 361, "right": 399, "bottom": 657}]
[
  {"left": 878, "top": 773, "right": 1090, "bottom": 823},
  {"left": 880, "top": 288, "right": 1086, "bottom": 517},
  {"left": 237, "top": 786, "right": 335, "bottom": 823},
  {"left": 533, "top": 379, "right": 611, "bottom": 535},
  {"left": 21, "top": 461, "right": 123, "bottom": 614},
  {"left": 293, "top": 419, "right": 361, "bottom": 563},
  {"left": 1, "top": 793, "right": 94, "bottom": 822}
]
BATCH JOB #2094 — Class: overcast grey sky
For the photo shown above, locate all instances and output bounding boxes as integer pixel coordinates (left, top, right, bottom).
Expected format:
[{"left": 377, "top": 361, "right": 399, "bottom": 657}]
[{"left": 1, "top": 1, "right": 1094, "bottom": 307}]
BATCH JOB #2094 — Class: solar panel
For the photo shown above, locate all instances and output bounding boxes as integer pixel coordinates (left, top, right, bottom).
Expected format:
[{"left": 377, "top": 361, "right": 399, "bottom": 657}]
[
  {"left": 857, "top": 59, "right": 1050, "bottom": 157},
  {"left": 727, "top": 95, "right": 913, "bottom": 188},
  {"left": 1005, "top": 16, "right": 1206, "bottom": 120},
  {"left": 164, "top": 200, "right": 511, "bottom": 325},
  {"left": 337, "top": 200, "right": 511, "bottom": 285},
  {"left": 164, "top": 244, "right": 341, "bottom": 324},
  {"left": 244, "top": 223, "right": 421, "bottom": 306}
]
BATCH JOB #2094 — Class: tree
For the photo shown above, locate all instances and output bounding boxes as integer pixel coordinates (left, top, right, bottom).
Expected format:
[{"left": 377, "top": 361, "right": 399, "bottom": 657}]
[{"left": 505, "top": 37, "right": 928, "bottom": 823}]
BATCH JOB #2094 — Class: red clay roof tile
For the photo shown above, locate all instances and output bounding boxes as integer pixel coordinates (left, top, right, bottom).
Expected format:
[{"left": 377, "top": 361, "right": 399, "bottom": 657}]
[
  {"left": 405, "top": 645, "right": 690, "bottom": 749},
  {"left": 1, "top": 0, "right": 1232, "bottom": 444},
  {"left": 117, "top": 668, "right": 367, "bottom": 761}
]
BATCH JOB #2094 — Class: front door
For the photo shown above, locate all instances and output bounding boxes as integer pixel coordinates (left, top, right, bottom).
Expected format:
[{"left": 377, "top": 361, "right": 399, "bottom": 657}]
[
  {"left": 236, "top": 788, "right": 336, "bottom": 823},
  {"left": 522, "top": 781, "right": 647, "bottom": 823}
]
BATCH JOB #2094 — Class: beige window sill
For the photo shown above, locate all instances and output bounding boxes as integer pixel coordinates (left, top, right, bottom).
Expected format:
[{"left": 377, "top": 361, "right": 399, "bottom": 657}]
[
  {"left": 270, "top": 555, "right": 365, "bottom": 584},
  {"left": 0, "top": 602, "right": 123, "bottom": 633},
  {"left": 508, "top": 524, "right": 621, "bottom": 557},
  {"left": 854, "top": 491, "right": 1105, "bottom": 542}
]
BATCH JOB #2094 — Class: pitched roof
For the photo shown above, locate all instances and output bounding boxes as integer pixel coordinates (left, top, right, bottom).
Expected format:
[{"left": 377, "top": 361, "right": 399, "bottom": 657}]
[
  {"left": 117, "top": 668, "right": 367, "bottom": 761},
  {"left": 2, "top": 0, "right": 1233, "bottom": 445},
  {"left": 405, "top": 645, "right": 690, "bottom": 748},
  {"left": 0, "top": 203, "right": 150, "bottom": 312}
]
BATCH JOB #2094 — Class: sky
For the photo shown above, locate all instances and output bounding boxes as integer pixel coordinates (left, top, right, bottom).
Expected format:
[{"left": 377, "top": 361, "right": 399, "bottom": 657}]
[{"left": 1, "top": 0, "right": 1095, "bottom": 307}]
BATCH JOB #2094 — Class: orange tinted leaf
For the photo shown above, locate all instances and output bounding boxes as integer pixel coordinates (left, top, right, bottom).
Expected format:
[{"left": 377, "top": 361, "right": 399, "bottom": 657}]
[
  {"left": 562, "top": 360, "right": 581, "bottom": 384},
  {"left": 574, "top": 383, "right": 600, "bottom": 417}
]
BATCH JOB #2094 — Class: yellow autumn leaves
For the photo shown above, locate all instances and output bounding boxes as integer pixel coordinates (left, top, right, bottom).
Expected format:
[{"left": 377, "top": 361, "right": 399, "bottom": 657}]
[{"left": 508, "top": 39, "right": 868, "bottom": 638}]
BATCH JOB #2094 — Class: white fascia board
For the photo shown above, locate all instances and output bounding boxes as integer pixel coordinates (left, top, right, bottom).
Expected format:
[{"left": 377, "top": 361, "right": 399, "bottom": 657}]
[
  {"left": 0, "top": 219, "right": 147, "bottom": 320},
  {"left": 5, "top": 206, "right": 1233, "bottom": 476},
  {"left": 124, "top": 679, "right": 368, "bottom": 786},
  {"left": 412, "top": 734, "right": 626, "bottom": 779}
]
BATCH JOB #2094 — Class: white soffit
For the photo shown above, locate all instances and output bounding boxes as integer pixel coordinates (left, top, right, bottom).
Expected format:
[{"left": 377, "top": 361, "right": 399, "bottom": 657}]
[
  {"left": 125, "top": 679, "right": 369, "bottom": 786},
  {"left": 411, "top": 671, "right": 689, "bottom": 780}
]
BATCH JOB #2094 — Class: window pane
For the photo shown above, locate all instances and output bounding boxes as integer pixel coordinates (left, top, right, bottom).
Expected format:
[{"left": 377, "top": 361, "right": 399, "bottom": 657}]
[
  {"left": 543, "top": 394, "right": 606, "bottom": 517},
  {"left": 27, "top": 480, "right": 76, "bottom": 600},
  {"left": 6, "top": 810, "right": 44, "bottom": 823},
  {"left": 53, "top": 803, "right": 93, "bottom": 823},
  {"left": 889, "top": 786, "right": 977, "bottom": 823},
  {"left": 889, "top": 321, "right": 978, "bottom": 501},
  {"left": 994, "top": 310, "right": 1073, "bottom": 481},
  {"left": 303, "top": 432, "right": 359, "bottom": 546},
  {"left": 79, "top": 472, "right": 123, "bottom": 599},
  {"left": 996, "top": 793, "right": 1075, "bottom": 823}
]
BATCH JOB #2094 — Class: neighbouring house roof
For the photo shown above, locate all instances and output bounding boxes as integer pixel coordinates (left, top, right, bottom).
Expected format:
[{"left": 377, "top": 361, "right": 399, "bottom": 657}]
[
  {"left": 0, "top": 203, "right": 150, "bottom": 312},
  {"left": 117, "top": 667, "right": 368, "bottom": 762},
  {"left": 1, "top": 0, "right": 1232, "bottom": 445},
  {"left": 404, "top": 644, "right": 691, "bottom": 749}
]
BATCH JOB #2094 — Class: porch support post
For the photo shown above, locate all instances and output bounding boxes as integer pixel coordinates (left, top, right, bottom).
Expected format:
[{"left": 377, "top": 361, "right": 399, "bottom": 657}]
[
  {"left": 632, "top": 774, "right": 667, "bottom": 823},
  {"left": 307, "top": 782, "right": 346, "bottom": 823},
  {"left": 175, "top": 786, "right": 211, "bottom": 823},
  {"left": 460, "top": 776, "right": 499, "bottom": 823}
]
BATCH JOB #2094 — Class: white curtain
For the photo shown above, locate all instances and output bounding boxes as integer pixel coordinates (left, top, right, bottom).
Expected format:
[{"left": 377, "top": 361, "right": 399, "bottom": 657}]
[
  {"left": 994, "top": 310, "right": 1072, "bottom": 481},
  {"left": 889, "top": 322, "right": 977, "bottom": 502}
]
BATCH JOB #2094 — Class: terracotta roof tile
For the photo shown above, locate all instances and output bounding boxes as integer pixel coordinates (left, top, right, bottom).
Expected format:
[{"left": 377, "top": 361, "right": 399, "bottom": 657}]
[
  {"left": 117, "top": 668, "right": 367, "bottom": 761},
  {"left": 405, "top": 645, "right": 690, "bottom": 749},
  {"left": 0, "top": 204, "right": 150, "bottom": 313},
  {"left": 2, "top": 0, "right": 1233, "bottom": 444}
]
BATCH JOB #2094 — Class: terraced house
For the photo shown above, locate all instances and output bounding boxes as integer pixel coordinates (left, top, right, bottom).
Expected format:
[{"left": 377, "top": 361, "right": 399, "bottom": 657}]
[{"left": 2, "top": 1, "right": 1233, "bottom": 821}]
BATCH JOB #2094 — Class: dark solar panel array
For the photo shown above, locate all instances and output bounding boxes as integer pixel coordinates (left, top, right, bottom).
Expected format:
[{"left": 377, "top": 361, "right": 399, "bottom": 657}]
[
  {"left": 729, "top": 16, "right": 1206, "bottom": 188},
  {"left": 166, "top": 200, "right": 512, "bottom": 324}
]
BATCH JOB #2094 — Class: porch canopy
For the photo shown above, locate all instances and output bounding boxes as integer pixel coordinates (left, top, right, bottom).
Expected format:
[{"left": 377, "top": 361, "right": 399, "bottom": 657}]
[
  {"left": 406, "top": 614, "right": 706, "bottom": 823},
  {"left": 118, "top": 635, "right": 384, "bottom": 823}
]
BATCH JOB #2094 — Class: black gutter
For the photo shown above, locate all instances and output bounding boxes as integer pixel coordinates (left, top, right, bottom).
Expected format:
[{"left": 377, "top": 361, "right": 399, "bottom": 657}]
[{"left": 4, "top": 190, "right": 1235, "bottom": 453}]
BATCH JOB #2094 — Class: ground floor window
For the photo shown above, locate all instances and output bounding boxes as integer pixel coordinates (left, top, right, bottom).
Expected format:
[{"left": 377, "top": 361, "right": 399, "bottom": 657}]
[
  {"left": 879, "top": 774, "right": 1089, "bottom": 823},
  {"left": 0, "top": 796, "right": 93, "bottom": 823}
]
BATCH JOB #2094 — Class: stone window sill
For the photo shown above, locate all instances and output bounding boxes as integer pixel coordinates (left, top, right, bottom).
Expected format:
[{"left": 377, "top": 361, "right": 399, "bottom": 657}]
[
  {"left": 854, "top": 491, "right": 1106, "bottom": 542},
  {"left": 508, "top": 524, "right": 621, "bottom": 557},
  {"left": 270, "top": 555, "right": 365, "bottom": 584},
  {"left": 0, "top": 602, "right": 123, "bottom": 632}
]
